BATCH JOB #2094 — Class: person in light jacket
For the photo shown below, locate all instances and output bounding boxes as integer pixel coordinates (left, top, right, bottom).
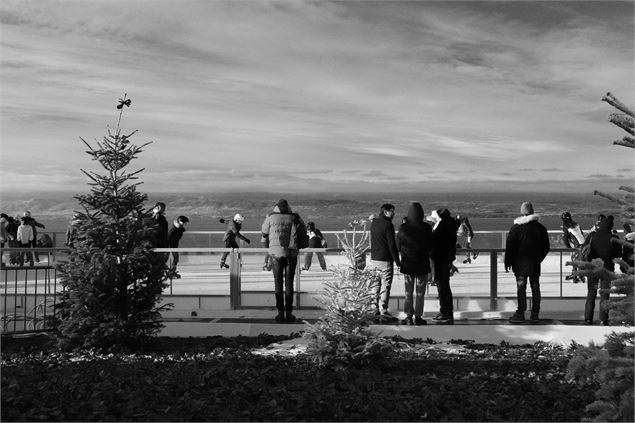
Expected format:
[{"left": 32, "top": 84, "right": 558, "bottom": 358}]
[
  {"left": 561, "top": 211, "right": 585, "bottom": 283},
  {"left": 504, "top": 201, "right": 550, "bottom": 323},
  {"left": 17, "top": 216, "right": 34, "bottom": 267},
  {"left": 396, "top": 202, "right": 432, "bottom": 325},
  {"left": 261, "top": 199, "right": 308, "bottom": 323}
]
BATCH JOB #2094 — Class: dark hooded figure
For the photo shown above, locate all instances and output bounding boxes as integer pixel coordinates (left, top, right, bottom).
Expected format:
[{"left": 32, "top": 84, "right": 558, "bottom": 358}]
[
  {"left": 504, "top": 201, "right": 550, "bottom": 323},
  {"left": 584, "top": 216, "right": 622, "bottom": 325},
  {"left": 396, "top": 202, "right": 432, "bottom": 325},
  {"left": 430, "top": 208, "right": 460, "bottom": 323}
]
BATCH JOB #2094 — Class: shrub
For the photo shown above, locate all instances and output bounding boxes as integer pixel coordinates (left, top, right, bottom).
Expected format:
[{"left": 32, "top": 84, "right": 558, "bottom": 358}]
[{"left": 303, "top": 220, "right": 393, "bottom": 368}]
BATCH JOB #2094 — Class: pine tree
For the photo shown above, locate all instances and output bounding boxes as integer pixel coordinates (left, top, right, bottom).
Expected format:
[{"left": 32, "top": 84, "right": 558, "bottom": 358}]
[
  {"left": 571, "top": 92, "right": 634, "bottom": 325},
  {"left": 567, "top": 92, "right": 634, "bottom": 422},
  {"left": 56, "top": 95, "right": 171, "bottom": 351},
  {"left": 303, "top": 219, "right": 392, "bottom": 369}
]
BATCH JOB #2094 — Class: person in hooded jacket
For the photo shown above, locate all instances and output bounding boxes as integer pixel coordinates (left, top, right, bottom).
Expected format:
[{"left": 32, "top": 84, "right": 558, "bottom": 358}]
[
  {"left": 504, "top": 201, "right": 550, "bottom": 323},
  {"left": 65, "top": 212, "right": 81, "bottom": 248},
  {"left": 302, "top": 221, "right": 327, "bottom": 271},
  {"left": 396, "top": 202, "right": 432, "bottom": 325},
  {"left": 370, "top": 203, "right": 401, "bottom": 321},
  {"left": 261, "top": 199, "right": 308, "bottom": 323},
  {"left": 430, "top": 208, "right": 460, "bottom": 323},
  {"left": 583, "top": 215, "right": 622, "bottom": 325}
]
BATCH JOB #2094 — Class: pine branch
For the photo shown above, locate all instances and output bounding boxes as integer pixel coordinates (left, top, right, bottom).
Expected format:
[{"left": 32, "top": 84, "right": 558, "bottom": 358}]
[
  {"left": 619, "top": 186, "right": 634, "bottom": 194},
  {"left": 613, "top": 137, "right": 635, "bottom": 149},
  {"left": 603, "top": 92, "right": 635, "bottom": 118},
  {"left": 608, "top": 113, "right": 635, "bottom": 136},
  {"left": 594, "top": 190, "right": 629, "bottom": 206},
  {"left": 611, "top": 237, "right": 634, "bottom": 250}
]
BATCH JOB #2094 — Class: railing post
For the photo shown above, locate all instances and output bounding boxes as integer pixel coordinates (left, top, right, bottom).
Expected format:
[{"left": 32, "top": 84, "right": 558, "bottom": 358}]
[
  {"left": 229, "top": 249, "right": 241, "bottom": 309},
  {"left": 490, "top": 251, "right": 498, "bottom": 310},
  {"left": 296, "top": 254, "right": 302, "bottom": 309}
]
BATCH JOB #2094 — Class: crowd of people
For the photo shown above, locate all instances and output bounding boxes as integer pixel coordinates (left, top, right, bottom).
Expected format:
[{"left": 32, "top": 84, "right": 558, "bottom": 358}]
[{"left": 1, "top": 199, "right": 632, "bottom": 326}]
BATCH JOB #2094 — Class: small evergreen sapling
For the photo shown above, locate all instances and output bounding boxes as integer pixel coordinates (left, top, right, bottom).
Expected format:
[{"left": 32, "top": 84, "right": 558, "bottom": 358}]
[
  {"left": 303, "top": 220, "right": 392, "bottom": 368},
  {"left": 56, "top": 95, "right": 172, "bottom": 351}
]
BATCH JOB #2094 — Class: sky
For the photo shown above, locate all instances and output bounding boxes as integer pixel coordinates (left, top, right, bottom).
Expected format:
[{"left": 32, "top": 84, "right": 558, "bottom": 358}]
[{"left": 1, "top": 0, "right": 634, "bottom": 196}]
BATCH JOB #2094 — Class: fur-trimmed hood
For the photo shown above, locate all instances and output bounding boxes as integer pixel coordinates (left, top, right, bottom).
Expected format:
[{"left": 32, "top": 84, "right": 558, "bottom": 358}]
[{"left": 513, "top": 214, "right": 541, "bottom": 225}]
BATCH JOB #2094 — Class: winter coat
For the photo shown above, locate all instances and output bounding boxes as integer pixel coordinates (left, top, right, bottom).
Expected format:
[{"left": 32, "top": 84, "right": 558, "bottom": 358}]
[
  {"left": 504, "top": 214, "right": 550, "bottom": 276},
  {"left": 261, "top": 204, "right": 307, "bottom": 258},
  {"left": 167, "top": 222, "right": 186, "bottom": 248},
  {"left": 587, "top": 218, "right": 621, "bottom": 270},
  {"left": 370, "top": 213, "right": 401, "bottom": 265},
  {"left": 17, "top": 224, "right": 34, "bottom": 245},
  {"left": 308, "top": 228, "right": 325, "bottom": 248},
  {"left": 396, "top": 203, "right": 432, "bottom": 275},
  {"left": 430, "top": 209, "right": 460, "bottom": 264},
  {"left": 222, "top": 220, "right": 249, "bottom": 248},
  {"left": 146, "top": 214, "right": 168, "bottom": 248},
  {"left": 26, "top": 217, "right": 45, "bottom": 240}
]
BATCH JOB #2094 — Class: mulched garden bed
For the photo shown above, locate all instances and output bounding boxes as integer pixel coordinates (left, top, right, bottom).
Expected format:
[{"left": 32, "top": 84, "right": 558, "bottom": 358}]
[{"left": 1, "top": 334, "right": 596, "bottom": 422}]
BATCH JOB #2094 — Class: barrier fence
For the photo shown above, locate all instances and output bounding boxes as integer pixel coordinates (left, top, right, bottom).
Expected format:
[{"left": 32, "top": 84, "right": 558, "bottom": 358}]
[{"left": 1, "top": 241, "right": 589, "bottom": 334}]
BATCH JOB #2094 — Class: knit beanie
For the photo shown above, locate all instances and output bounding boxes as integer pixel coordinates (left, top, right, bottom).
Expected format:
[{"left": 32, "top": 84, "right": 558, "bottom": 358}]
[
  {"left": 520, "top": 201, "right": 534, "bottom": 216},
  {"left": 598, "top": 215, "right": 614, "bottom": 231}
]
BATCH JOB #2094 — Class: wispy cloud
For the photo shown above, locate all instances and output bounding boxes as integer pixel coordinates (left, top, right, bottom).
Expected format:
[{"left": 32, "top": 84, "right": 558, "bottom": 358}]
[{"left": 1, "top": 0, "right": 633, "bottom": 194}]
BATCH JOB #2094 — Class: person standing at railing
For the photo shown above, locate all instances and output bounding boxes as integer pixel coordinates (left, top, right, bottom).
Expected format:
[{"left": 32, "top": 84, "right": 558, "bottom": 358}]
[
  {"left": 219, "top": 214, "right": 250, "bottom": 269},
  {"left": 369, "top": 203, "right": 401, "bottom": 322},
  {"left": 261, "top": 199, "right": 308, "bottom": 323},
  {"left": 430, "top": 208, "right": 460, "bottom": 324},
  {"left": 17, "top": 216, "right": 34, "bottom": 267},
  {"left": 396, "top": 202, "right": 432, "bottom": 326},
  {"left": 302, "top": 221, "right": 327, "bottom": 271},
  {"left": 561, "top": 211, "right": 585, "bottom": 283},
  {"left": 167, "top": 215, "right": 189, "bottom": 271},
  {"left": 504, "top": 201, "right": 550, "bottom": 324},
  {"left": 23, "top": 211, "right": 45, "bottom": 263},
  {"left": 583, "top": 216, "right": 622, "bottom": 326}
]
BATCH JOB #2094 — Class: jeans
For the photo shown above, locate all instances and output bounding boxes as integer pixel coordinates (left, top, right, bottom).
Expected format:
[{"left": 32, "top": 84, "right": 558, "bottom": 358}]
[
  {"left": 370, "top": 260, "right": 394, "bottom": 312},
  {"left": 304, "top": 252, "right": 326, "bottom": 270},
  {"left": 271, "top": 255, "right": 298, "bottom": 315},
  {"left": 433, "top": 259, "right": 453, "bottom": 317},
  {"left": 404, "top": 273, "right": 428, "bottom": 317},
  {"left": 515, "top": 275, "right": 541, "bottom": 315},
  {"left": 585, "top": 277, "right": 609, "bottom": 324}
]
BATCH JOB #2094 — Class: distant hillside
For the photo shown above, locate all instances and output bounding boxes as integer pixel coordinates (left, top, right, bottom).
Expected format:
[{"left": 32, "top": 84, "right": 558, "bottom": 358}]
[{"left": 1, "top": 190, "right": 620, "bottom": 222}]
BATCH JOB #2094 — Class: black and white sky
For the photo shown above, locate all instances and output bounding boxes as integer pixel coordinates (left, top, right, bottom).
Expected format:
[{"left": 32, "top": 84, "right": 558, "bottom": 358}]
[{"left": 1, "top": 0, "right": 633, "bottom": 194}]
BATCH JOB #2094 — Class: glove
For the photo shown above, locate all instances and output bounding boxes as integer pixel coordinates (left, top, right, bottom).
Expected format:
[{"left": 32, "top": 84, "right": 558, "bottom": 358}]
[
  {"left": 466, "top": 242, "right": 471, "bottom": 249},
  {"left": 245, "top": 239, "right": 251, "bottom": 244}
]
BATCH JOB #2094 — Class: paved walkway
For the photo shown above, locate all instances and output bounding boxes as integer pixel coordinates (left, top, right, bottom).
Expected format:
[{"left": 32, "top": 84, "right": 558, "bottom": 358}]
[{"left": 160, "top": 308, "right": 632, "bottom": 346}]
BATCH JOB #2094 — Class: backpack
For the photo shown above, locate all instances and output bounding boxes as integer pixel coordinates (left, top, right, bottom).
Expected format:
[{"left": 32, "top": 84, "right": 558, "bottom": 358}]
[{"left": 291, "top": 214, "right": 309, "bottom": 249}]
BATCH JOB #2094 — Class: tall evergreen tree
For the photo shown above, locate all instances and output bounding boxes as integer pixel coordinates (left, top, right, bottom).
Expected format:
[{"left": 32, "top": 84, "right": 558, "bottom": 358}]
[{"left": 56, "top": 95, "right": 171, "bottom": 351}]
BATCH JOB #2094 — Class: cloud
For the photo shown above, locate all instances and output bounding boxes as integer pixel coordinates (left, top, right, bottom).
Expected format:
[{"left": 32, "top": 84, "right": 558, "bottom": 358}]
[{"left": 1, "top": 0, "right": 633, "bottom": 195}]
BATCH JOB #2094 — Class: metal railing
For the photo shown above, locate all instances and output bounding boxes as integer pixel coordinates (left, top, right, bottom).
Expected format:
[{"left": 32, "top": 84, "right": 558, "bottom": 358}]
[{"left": 0, "top": 241, "right": 587, "bottom": 334}]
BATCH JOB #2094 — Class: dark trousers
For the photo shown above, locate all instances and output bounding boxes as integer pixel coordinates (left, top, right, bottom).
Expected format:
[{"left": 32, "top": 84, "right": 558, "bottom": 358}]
[
  {"left": 433, "top": 259, "right": 453, "bottom": 317},
  {"left": 515, "top": 275, "right": 541, "bottom": 315},
  {"left": 167, "top": 251, "right": 180, "bottom": 269},
  {"left": 585, "top": 277, "right": 609, "bottom": 324},
  {"left": 271, "top": 255, "right": 298, "bottom": 315},
  {"left": 29, "top": 239, "right": 40, "bottom": 262},
  {"left": 304, "top": 252, "right": 326, "bottom": 270},
  {"left": 19, "top": 243, "right": 34, "bottom": 267}
]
